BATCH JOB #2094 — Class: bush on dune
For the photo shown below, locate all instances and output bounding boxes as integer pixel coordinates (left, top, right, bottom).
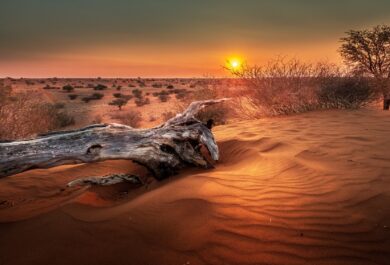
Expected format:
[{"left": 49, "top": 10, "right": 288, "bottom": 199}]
[{"left": 230, "top": 57, "right": 375, "bottom": 117}]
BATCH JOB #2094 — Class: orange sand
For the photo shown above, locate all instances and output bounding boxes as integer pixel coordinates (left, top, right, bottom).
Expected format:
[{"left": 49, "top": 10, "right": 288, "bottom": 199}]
[{"left": 1, "top": 108, "right": 390, "bottom": 265}]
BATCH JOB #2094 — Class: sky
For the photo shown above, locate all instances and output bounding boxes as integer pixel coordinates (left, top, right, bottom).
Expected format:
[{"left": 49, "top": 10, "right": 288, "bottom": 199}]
[{"left": 1, "top": 0, "right": 390, "bottom": 78}]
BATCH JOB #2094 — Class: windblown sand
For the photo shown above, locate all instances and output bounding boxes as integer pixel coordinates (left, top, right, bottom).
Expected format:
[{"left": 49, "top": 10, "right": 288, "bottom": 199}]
[{"left": 1, "top": 109, "right": 389, "bottom": 265}]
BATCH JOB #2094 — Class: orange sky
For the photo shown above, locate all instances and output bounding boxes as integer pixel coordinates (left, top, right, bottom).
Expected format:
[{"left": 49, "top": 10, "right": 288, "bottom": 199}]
[{"left": 1, "top": 1, "right": 389, "bottom": 77}]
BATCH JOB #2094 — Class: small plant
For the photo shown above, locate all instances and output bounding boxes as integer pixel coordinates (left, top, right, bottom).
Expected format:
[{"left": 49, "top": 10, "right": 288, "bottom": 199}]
[
  {"left": 68, "top": 94, "right": 78, "bottom": 100},
  {"left": 132, "top": 89, "right": 142, "bottom": 98},
  {"left": 62, "top": 85, "right": 74, "bottom": 93},
  {"left": 55, "top": 111, "right": 75, "bottom": 128},
  {"left": 135, "top": 97, "right": 150, "bottom": 107},
  {"left": 158, "top": 93, "right": 170, "bottom": 102},
  {"left": 166, "top": 84, "right": 174, "bottom": 89},
  {"left": 113, "top": 93, "right": 123, "bottom": 98},
  {"left": 91, "top": 93, "right": 104, "bottom": 100},
  {"left": 109, "top": 98, "right": 128, "bottom": 110},
  {"left": 94, "top": 84, "right": 107, "bottom": 90}
]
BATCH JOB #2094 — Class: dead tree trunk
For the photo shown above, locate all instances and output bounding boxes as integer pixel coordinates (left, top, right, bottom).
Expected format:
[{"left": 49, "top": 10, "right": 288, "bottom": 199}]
[{"left": 0, "top": 99, "right": 229, "bottom": 180}]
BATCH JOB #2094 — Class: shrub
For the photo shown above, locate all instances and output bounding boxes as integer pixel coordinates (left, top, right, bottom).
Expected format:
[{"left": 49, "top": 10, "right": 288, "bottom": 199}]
[
  {"left": 158, "top": 93, "right": 170, "bottom": 102},
  {"left": 43, "top": 84, "right": 59, "bottom": 90},
  {"left": 68, "top": 94, "right": 78, "bottom": 100},
  {"left": 109, "top": 98, "right": 128, "bottom": 110},
  {"left": 62, "top": 85, "right": 74, "bottom": 93},
  {"left": 113, "top": 93, "right": 123, "bottom": 98},
  {"left": 135, "top": 97, "right": 150, "bottom": 107},
  {"left": 54, "top": 111, "right": 75, "bottom": 128},
  {"left": 0, "top": 88, "right": 75, "bottom": 140},
  {"left": 112, "top": 110, "right": 142, "bottom": 128},
  {"left": 91, "top": 93, "right": 104, "bottom": 100},
  {"left": 318, "top": 77, "right": 374, "bottom": 109},
  {"left": 166, "top": 84, "right": 174, "bottom": 89},
  {"left": 94, "top": 84, "right": 107, "bottom": 90},
  {"left": 132, "top": 89, "right": 142, "bottom": 98},
  {"left": 116, "top": 85, "right": 122, "bottom": 91}
]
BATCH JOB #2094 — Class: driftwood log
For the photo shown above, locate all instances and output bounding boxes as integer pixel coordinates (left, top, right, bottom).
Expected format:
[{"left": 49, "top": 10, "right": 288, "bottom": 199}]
[{"left": 0, "top": 99, "right": 228, "bottom": 185}]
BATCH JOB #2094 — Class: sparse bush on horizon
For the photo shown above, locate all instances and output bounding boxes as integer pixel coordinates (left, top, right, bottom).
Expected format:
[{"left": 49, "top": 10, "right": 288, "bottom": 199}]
[
  {"left": 94, "top": 84, "right": 107, "bottom": 90},
  {"left": 62, "top": 85, "right": 74, "bottom": 93}
]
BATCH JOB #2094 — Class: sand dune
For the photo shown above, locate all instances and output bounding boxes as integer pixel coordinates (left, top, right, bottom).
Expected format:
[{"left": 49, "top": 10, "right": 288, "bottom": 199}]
[{"left": 1, "top": 109, "right": 390, "bottom": 265}]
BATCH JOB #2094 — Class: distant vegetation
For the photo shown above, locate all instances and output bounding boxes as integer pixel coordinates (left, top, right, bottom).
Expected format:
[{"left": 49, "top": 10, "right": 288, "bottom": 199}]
[
  {"left": 62, "top": 85, "right": 74, "bottom": 93},
  {"left": 0, "top": 84, "right": 75, "bottom": 140}
]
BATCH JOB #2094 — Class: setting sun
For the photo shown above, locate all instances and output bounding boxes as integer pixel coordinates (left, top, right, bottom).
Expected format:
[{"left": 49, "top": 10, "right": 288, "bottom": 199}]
[{"left": 226, "top": 57, "right": 243, "bottom": 70}]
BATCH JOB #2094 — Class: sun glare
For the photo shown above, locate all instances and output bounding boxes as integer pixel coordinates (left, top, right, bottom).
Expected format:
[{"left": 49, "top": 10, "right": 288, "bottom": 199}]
[{"left": 226, "top": 57, "right": 242, "bottom": 70}]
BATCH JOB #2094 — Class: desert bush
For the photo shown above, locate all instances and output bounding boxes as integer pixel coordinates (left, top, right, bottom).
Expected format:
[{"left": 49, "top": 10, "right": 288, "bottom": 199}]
[
  {"left": 135, "top": 97, "right": 150, "bottom": 107},
  {"left": 112, "top": 110, "right": 142, "bottom": 128},
  {"left": 94, "top": 84, "right": 107, "bottom": 90},
  {"left": 174, "top": 89, "right": 188, "bottom": 100},
  {"left": 113, "top": 92, "right": 123, "bottom": 98},
  {"left": 62, "top": 85, "right": 74, "bottom": 93},
  {"left": 54, "top": 110, "right": 75, "bottom": 128},
  {"left": 0, "top": 87, "right": 75, "bottom": 140},
  {"left": 229, "top": 57, "right": 375, "bottom": 117},
  {"left": 166, "top": 84, "right": 174, "bottom": 89},
  {"left": 318, "top": 77, "right": 374, "bottom": 109},
  {"left": 43, "top": 84, "right": 59, "bottom": 90},
  {"left": 132, "top": 89, "right": 142, "bottom": 98},
  {"left": 152, "top": 83, "right": 162, "bottom": 88},
  {"left": 91, "top": 93, "right": 104, "bottom": 100},
  {"left": 109, "top": 98, "right": 128, "bottom": 110},
  {"left": 158, "top": 93, "right": 170, "bottom": 102},
  {"left": 116, "top": 85, "right": 122, "bottom": 91},
  {"left": 68, "top": 94, "right": 78, "bottom": 100}
]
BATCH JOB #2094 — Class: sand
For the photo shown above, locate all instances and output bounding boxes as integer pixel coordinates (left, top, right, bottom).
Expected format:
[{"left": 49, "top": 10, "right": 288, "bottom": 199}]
[{"left": 1, "top": 108, "right": 390, "bottom": 265}]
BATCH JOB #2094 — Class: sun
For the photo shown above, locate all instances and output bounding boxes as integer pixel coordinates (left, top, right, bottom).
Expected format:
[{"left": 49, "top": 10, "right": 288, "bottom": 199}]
[{"left": 226, "top": 57, "right": 243, "bottom": 70}]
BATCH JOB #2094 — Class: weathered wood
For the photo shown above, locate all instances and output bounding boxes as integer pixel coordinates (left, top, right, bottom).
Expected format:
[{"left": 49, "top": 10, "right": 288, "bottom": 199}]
[
  {"left": 0, "top": 99, "right": 229, "bottom": 180},
  {"left": 67, "top": 173, "right": 142, "bottom": 187}
]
